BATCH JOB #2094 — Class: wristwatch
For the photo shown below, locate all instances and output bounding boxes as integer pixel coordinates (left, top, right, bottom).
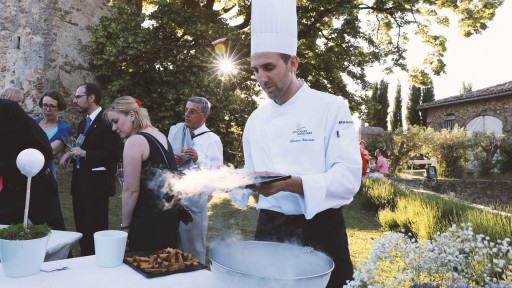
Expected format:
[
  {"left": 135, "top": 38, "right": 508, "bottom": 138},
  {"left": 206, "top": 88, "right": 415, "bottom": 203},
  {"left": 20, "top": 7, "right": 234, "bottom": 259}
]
[{"left": 120, "top": 224, "right": 130, "bottom": 229}]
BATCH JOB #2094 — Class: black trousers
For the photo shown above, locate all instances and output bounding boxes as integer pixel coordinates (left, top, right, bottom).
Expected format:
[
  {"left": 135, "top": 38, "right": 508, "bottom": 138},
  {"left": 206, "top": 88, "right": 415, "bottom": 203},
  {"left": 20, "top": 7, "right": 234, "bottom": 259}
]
[
  {"left": 255, "top": 207, "right": 353, "bottom": 288},
  {"left": 72, "top": 195, "right": 109, "bottom": 256}
]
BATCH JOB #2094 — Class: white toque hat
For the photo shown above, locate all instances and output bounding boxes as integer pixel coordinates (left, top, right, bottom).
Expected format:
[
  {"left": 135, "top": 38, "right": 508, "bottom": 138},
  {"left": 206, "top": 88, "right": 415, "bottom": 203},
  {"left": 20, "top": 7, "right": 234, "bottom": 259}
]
[{"left": 251, "top": 0, "right": 297, "bottom": 56}]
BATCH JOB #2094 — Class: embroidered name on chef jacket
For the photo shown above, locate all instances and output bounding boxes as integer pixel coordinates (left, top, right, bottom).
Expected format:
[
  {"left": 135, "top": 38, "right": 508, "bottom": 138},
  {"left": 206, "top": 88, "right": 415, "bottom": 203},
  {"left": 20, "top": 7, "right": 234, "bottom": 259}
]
[
  {"left": 336, "top": 119, "right": 355, "bottom": 138},
  {"left": 290, "top": 122, "right": 314, "bottom": 143}
]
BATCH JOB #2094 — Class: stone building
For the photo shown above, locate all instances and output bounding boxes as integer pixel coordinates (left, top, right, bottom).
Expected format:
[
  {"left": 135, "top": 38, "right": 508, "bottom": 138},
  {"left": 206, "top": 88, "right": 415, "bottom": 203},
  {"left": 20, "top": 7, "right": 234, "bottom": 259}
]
[
  {"left": 417, "top": 81, "right": 512, "bottom": 136},
  {"left": 0, "top": 0, "right": 110, "bottom": 126}
]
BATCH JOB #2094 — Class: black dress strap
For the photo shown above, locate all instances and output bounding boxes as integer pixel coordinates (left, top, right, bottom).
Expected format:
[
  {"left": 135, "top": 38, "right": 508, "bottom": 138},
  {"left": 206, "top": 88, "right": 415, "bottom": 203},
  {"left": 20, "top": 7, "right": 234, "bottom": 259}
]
[{"left": 138, "top": 132, "right": 177, "bottom": 172}]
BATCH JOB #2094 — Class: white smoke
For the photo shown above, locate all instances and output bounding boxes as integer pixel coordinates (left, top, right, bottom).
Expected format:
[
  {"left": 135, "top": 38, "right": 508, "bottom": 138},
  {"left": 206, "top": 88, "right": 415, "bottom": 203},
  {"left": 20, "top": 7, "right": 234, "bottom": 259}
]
[{"left": 165, "top": 165, "right": 254, "bottom": 200}]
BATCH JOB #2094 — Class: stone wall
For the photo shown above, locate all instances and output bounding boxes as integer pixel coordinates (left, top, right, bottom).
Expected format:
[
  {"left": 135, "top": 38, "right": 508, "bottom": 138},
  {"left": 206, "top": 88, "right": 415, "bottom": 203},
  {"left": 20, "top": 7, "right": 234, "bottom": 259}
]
[
  {"left": 359, "top": 124, "right": 385, "bottom": 145},
  {"left": 422, "top": 95, "right": 512, "bottom": 135},
  {"left": 0, "top": 0, "right": 110, "bottom": 129},
  {"left": 391, "top": 177, "right": 512, "bottom": 206}
]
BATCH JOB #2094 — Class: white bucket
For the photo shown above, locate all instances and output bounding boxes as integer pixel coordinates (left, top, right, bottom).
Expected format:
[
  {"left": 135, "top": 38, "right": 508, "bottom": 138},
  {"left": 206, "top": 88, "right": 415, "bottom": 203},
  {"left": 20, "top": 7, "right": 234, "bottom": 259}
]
[
  {"left": 0, "top": 235, "right": 49, "bottom": 277},
  {"left": 94, "top": 230, "right": 127, "bottom": 268}
]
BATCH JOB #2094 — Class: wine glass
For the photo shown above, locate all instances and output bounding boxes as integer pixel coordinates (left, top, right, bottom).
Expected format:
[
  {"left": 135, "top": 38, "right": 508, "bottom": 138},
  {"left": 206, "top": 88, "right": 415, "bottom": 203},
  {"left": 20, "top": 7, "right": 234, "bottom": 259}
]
[
  {"left": 76, "top": 134, "right": 85, "bottom": 147},
  {"left": 61, "top": 135, "right": 77, "bottom": 172},
  {"left": 62, "top": 134, "right": 76, "bottom": 149},
  {"left": 62, "top": 134, "right": 85, "bottom": 168}
]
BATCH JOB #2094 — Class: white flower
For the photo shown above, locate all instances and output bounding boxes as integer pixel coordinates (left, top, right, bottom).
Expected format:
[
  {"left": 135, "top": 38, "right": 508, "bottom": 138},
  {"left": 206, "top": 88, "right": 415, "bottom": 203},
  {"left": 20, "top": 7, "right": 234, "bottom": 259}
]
[{"left": 350, "top": 223, "right": 512, "bottom": 287}]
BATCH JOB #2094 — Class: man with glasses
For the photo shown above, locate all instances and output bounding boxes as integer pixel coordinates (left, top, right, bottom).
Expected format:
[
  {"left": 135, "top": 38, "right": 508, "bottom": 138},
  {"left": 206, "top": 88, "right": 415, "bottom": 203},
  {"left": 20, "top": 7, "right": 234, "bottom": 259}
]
[
  {"left": 60, "top": 83, "right": 122, "bottom": 256},
  {"left": 167, "top": 96, "right": 223, "bottom": 263}
]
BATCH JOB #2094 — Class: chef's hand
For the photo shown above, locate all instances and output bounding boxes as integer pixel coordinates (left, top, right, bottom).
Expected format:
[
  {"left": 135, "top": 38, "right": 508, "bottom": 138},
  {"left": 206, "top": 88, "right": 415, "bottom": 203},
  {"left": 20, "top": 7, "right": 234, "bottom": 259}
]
[
  {"left": 249, "top": 176, "right": 304, "bottom": 197},
  {"left": 71, "top": 147, "right": 86, "bottom": 158},
  {"left": 182, "top": 148, "right": 198, "bottom": 163}
]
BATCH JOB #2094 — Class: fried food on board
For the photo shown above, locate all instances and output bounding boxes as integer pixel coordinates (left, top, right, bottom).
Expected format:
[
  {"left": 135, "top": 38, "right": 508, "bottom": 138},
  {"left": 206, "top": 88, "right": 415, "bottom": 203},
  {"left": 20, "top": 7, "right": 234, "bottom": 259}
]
[{"left": 125, "top": 248, "right": 200, "bottom": 273}]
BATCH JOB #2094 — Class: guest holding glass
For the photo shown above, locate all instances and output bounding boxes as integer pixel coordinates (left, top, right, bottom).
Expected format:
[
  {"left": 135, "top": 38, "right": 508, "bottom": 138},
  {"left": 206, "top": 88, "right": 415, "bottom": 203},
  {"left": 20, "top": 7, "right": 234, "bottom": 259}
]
[
  {"left": 105, "top": 96, "right": 183, "bottom": 250},
  {"left": 36, "top": 91, "right": 71, "bottom": 177},
  {"left": 60, "top": 83, "right": 122, "bottom": 256}
]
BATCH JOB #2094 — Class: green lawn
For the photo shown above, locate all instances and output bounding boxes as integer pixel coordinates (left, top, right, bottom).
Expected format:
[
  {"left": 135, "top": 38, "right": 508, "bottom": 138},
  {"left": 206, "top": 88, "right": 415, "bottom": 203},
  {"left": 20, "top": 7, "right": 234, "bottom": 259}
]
[{"left": 57, "top": 174, "right": 381, "bottom": 267}]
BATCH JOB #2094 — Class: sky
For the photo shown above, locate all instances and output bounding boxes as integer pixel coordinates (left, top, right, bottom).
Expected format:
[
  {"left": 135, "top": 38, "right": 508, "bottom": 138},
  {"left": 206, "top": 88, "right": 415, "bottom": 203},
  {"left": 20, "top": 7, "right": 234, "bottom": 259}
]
[{"left": 365, "top": 0, "right": 512, "bottom": 101}]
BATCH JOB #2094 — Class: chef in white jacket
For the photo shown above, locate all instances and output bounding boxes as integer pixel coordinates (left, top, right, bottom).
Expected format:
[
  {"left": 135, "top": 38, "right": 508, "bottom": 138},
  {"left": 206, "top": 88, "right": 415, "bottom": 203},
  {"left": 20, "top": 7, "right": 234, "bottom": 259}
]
[{"left": 230, "top": 0, "right": 362, "bottom": 287}]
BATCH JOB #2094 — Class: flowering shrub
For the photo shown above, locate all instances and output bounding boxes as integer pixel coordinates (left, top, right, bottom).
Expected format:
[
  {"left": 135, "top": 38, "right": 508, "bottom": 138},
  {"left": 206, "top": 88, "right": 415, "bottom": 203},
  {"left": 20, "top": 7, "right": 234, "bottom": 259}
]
[{"left": 347, "top": 223, "right": 512, "bottom": 287}]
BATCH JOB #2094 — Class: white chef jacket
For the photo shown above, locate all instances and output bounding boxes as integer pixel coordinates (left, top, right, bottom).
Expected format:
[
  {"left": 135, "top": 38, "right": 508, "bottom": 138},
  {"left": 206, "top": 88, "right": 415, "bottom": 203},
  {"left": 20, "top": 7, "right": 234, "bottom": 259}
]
[{"left": 232, "top": 83, "right": 361, "bottom": 219}]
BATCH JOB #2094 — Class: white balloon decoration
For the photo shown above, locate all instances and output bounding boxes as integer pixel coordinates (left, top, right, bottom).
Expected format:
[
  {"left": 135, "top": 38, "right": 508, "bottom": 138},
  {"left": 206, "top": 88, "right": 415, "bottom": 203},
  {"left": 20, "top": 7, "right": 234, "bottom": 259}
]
[
  {"left": 16, "top": 148, "right": 45, "bottom": 177},
  {"left": 15, "top": 148, "right": 45, "bottom": 228}
]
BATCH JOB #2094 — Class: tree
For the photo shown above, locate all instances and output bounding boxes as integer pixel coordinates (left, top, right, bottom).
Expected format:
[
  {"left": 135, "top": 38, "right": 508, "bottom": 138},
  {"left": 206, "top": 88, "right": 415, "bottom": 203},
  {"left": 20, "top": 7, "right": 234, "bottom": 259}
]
[
  {"left": 421, "top": 86, "right": 435, "bottom": 104},
  {"left": 390, "top": 82, "right": 403, "bottom": 131},
  {"left": 364, "top": 79, "right": 389, "bottom": 129},
  {"left": 114, "top": 0, "right": 143, "bottom": 12},
  {"left": 287, "top": 0, "right": 503, "bottom": 107},
  {"left": 406, "top": 85, "right": 422, "bottom": 127},
  {"left": 460, "top": 81, "right": 473, "bottom": 94},
  {"left": 89, "top": 0, "right": 504, "bottom": 161},
  {"left": 469, "top": 132, "right": 500, "bottom": 177},
  {"left": 90, "top": 2, "right": 258, "bottom": 166},
  {"left": 497, "top": 135, "right": 512, "bottom": 174},
  {"left": 382, "top": 126, "right": 429, "bottom": 176},
  {"left": 365, "top": 82, "right": 380, "bottom": 127},
  {"left": 122, "top": 0, "right": 502, "bottom": 113},
  {"left": 427, "top": 126, "right": 470, "bottom": 178},
  {"left": 377, "top": 79, "right": 390, "bottom": 130},
  {"left": 420, "top": 85, "right": 435, "bottom": 126}
]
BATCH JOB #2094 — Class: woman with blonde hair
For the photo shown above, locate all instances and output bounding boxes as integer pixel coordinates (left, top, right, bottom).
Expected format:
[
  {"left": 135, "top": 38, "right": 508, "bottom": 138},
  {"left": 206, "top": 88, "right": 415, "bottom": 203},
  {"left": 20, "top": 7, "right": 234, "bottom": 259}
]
[
  {"left": 105, "top": 96, "right": 183, "bottom": 250},
  {"left": 0, "top": 87, "right": 25, "bottom": 106}
]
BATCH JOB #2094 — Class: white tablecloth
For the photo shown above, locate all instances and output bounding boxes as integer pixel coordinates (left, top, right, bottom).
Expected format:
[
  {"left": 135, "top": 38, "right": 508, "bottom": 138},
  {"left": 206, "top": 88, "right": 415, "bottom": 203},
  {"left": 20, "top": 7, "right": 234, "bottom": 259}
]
[
  {"left": 0, "top": 225, "right": 82, "bottom": 262},
  {"left": 0, "top": 255, "right": 213, "bottom": 288}
]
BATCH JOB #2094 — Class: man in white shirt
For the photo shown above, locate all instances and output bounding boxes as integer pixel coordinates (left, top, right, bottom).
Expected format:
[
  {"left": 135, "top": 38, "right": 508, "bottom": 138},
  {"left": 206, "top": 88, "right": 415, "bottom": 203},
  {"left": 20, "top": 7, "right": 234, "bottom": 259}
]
[
  {"left": 168, "top": 96, "right": 223, "bottom": 263},
  {"left": 231, "top": 0, "right": 362, "bottom": 287}
]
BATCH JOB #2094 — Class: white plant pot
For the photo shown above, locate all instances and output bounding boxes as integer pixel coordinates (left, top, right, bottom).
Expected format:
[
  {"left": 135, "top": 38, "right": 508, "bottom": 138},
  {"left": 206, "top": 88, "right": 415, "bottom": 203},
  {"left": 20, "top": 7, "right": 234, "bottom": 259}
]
[{"left": 0, "top": 235, "right": 49, "bottom": 277}]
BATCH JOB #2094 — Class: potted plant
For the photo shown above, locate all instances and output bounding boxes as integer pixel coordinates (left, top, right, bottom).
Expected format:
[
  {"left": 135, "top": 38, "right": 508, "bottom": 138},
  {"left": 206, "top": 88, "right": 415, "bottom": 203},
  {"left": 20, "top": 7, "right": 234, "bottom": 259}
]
[{"left": 0, "top": 148, "right": 51, "bottom": 277}]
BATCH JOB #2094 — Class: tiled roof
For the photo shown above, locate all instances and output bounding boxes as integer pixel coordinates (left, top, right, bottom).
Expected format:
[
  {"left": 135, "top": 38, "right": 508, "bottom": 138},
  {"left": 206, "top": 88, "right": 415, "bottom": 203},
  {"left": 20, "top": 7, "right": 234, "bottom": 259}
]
[{"left": 417, "top": 80, "right": 512, "bottom": 110}]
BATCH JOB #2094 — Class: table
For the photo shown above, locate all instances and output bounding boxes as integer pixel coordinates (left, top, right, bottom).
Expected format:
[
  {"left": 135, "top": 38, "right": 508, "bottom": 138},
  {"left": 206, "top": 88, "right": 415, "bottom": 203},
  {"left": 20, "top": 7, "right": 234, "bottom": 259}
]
[
  {"left": 0, "top": 255, "right": 213, "bottom": 288},
  {"left": 0, "top": 225, "right": 82, "bottom": 262}
]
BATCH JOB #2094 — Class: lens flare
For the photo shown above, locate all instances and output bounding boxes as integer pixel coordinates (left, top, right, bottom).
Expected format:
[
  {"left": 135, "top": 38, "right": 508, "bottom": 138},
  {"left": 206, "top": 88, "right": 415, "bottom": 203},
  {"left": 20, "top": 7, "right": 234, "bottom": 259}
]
[
  {"left": 207, "top": 38, "right": 245, "bottom": 82},
  {"left": 219, "top": 57, "right": 237, "bottom": 75}
]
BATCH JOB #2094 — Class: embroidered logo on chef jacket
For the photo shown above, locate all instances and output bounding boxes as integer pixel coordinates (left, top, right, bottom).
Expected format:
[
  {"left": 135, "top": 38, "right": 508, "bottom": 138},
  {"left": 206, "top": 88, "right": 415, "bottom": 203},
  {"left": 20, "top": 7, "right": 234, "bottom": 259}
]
[{"left": 290, "top": 122, "right": 314, "bottom": 143}]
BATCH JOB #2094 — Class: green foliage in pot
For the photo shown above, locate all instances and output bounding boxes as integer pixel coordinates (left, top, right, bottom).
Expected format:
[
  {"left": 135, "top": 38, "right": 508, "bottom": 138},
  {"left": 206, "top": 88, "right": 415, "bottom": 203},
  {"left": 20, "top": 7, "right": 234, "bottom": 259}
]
[{"left": 0, "top": 223, "right": 50, "bottom": 240}]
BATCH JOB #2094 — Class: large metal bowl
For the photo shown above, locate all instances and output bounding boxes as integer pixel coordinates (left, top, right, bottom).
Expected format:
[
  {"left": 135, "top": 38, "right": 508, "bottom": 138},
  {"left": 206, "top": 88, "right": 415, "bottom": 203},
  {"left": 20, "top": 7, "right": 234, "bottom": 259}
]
[{"left": 209, "top": 240, "right": 334, "bottom": 288}]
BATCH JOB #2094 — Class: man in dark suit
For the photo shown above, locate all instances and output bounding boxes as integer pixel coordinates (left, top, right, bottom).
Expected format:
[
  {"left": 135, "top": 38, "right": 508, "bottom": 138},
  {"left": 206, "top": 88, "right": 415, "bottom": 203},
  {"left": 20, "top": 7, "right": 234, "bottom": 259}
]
[
  {"left": 0, "top": 98, "right": 66, "bottom": 230},
  {"left": 61, "top": 83, "right": 122, "bottom": 256}
]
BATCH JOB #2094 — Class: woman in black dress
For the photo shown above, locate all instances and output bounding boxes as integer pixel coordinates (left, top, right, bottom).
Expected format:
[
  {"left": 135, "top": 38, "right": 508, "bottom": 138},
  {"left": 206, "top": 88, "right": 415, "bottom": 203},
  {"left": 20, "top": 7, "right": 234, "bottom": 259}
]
[{"left": 105, "top": 96, "right": 181, "bottom": 250}]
